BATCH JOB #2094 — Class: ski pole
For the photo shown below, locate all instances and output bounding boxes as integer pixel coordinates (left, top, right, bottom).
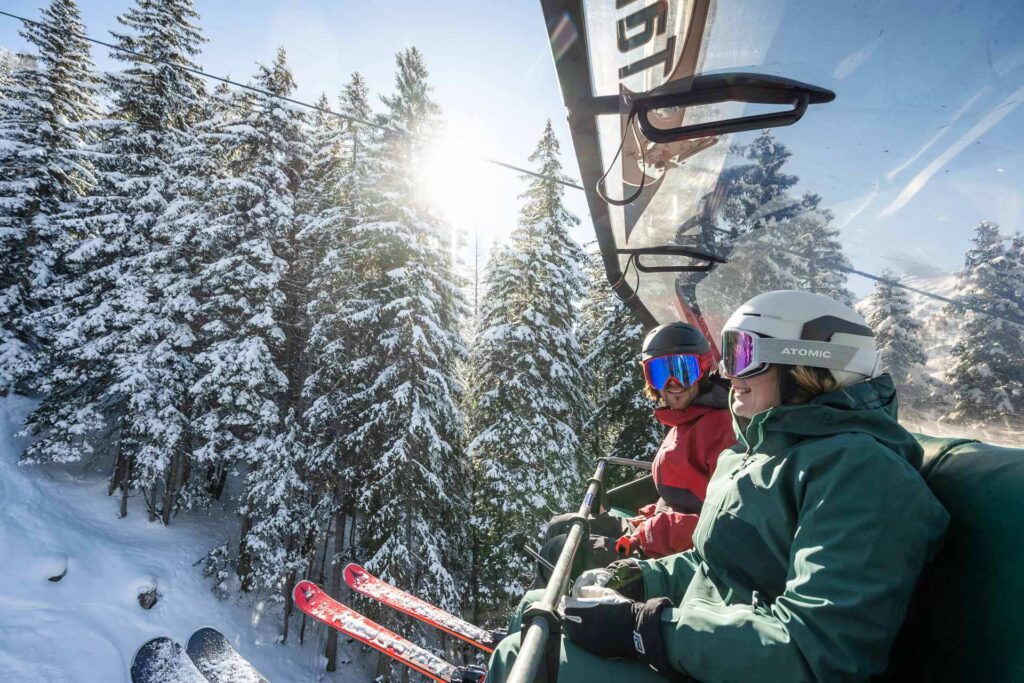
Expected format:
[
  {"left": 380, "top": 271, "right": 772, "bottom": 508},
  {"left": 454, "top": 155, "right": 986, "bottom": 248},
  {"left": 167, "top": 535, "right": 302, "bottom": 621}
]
[
  {"left": 600, "top": 456, "right": 653, "bottom": 470},
  {"left": 508, "top": 459, "right": 607, "bottom": 683},
  {"left": 524, "top": 544, "right": 556, "bottom": 573}
]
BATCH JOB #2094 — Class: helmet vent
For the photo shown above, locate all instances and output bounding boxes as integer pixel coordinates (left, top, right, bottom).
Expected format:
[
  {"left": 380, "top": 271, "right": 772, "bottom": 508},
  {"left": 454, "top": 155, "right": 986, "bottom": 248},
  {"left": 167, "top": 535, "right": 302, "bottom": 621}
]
[{"left": 801, "top": 315, "right": 874, "bottom": 342}]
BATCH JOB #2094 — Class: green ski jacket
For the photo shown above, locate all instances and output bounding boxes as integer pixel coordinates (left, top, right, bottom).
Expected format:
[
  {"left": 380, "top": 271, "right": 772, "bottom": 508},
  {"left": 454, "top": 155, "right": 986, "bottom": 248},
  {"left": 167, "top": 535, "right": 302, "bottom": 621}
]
[{"left": 640, "top": 375, "right": 949, "bottom": 682}]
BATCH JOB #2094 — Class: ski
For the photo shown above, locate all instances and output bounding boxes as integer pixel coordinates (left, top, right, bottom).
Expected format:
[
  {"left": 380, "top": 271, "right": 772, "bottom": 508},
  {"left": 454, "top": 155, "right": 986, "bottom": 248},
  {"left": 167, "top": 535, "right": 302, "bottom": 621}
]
[
  {"left": 131, "top": 636, "right": 209, "bottom": 683},
  {"left": 345, "top": 563, "right": 505, "bottom": 653},
  {"left": 293, "top": 580, "right": 485, "bottom": 683},
  {"left": 186, "top": 627, "right": 269, "bottom": 683}
]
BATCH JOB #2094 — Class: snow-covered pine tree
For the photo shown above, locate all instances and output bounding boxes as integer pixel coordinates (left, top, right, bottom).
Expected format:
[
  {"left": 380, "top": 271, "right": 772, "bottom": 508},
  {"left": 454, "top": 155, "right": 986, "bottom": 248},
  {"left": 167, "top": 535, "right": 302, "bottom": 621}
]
[
  {"left": 720, "top": 130, "right": 801, "bottom": 237},
  {"left": 579, "top": 248, "right": 661, "bottom": 487},
  {"left": 20, "top": 0, "right": 206, "bottom": 525},
  {"left": 298, "top": 74, "right": 377, "bottom": 672},
  {"left": 190, "top": 48, "right": 308, "bottom": 590},
  {"left": 697, "top": 134, "right": 854, "bottom": 316},
  {"left": 246, "top": 408, "right": 318, "bottom": 642},
  {"left": 697, "top": 132, "right": 806, "bottom": 317},
  {"left": 0, "top": 47, "right": 17, "bottom": 84},
  {"left": 297, "top": 92, "right": 349, "bottom": 509},
  {"left": 700, "top": 218, "right": 801, "bottom": 319},
  {"left": 788, "top": 201, "right": 854, "bottom": 305},
  {"left": 942, "top": 221, "right": 1024, "bottom": 440},
  {"left": 0, "top": 0, "right": 97, "bottom": 392},
  {"left": 861, "top": 269, "right": 933, "bottom": 419},
  {"left": 157, "top": 81, "right": 236, "bottom": 513},
  {"left": 339, "top": 50, "right": 468, "bottom": 654},
  {"left": 466, "top": 121, "right": 591, "bottom": 623}
]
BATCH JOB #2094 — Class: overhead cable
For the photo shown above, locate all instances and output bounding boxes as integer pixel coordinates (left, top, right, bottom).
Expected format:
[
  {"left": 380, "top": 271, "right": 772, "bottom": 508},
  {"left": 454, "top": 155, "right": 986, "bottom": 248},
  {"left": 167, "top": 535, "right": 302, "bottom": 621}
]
[
  {"left": 0, "top": 9, "right": 980, "bottom": 310},
  {"left": 0, "top": 9, "right": 564, "bottom": 183}
]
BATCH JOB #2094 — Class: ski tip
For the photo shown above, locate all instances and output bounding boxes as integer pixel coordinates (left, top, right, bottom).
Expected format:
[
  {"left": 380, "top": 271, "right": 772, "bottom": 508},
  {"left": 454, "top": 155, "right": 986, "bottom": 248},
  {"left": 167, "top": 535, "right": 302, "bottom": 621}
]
[
  {"left": 131, "top": 636, "right": 207, "bottom": 683},
  {"left": 186, "top": 626, "right": 222, "bottom": 652},
  {"left": 293, "top": 579, "right": 320, "bottom": 606},
  {"left": 134, "top": 635, "right": 175, "bottom": 654},
  {"left": 343, "top": 562, "right": 367, "bottom": 584}
]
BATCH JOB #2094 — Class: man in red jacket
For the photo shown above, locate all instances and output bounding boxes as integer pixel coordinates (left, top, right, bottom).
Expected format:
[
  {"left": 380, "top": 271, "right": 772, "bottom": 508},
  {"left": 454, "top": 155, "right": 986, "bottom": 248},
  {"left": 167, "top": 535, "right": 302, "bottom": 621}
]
[
  {"left": 614, "top": 321, "right": 736, "bottom": 558},
  {"left": 536, "top": 322, "right": 735, "bottom": 582}
]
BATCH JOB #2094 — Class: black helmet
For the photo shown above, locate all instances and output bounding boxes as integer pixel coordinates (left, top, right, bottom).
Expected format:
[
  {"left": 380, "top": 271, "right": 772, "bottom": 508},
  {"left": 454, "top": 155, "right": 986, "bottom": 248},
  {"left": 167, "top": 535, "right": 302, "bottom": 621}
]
[{"left": 641, "top": 322, "right": 711, "bottom": 361}]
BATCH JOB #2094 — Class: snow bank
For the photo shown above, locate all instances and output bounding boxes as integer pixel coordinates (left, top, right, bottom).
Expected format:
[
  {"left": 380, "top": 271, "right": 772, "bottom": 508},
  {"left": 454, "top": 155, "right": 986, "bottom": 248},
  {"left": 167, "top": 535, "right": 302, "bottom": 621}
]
[{"left": 0, "top": 394, "right": 369, "bottom": 682}]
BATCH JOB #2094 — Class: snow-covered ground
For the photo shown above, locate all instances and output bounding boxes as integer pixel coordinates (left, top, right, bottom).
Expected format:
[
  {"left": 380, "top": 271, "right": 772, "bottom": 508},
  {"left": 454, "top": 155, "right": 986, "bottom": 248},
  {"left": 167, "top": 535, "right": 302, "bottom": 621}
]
[{"left": 0, "top": 394, "right": 370, "bottom": 683}]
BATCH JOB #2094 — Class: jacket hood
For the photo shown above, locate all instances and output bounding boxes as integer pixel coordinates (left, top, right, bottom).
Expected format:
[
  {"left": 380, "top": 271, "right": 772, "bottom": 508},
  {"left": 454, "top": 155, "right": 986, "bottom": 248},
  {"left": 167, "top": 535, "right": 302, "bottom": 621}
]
[
  {"left": 734, "top": 374, "right": 923, "bottom": 468},
  {"left": 693, "top": 379, "right": 730, "bottom": 410}
]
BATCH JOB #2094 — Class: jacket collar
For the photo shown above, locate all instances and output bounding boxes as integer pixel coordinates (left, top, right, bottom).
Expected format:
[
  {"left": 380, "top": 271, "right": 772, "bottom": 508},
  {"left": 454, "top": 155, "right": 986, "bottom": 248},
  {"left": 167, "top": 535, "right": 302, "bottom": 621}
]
[
  {"left": 655, "top": 404, "right": 720, "bottom": 428},
  {"left": 732, "top": 375, "right": 919, "bottom": 464}
]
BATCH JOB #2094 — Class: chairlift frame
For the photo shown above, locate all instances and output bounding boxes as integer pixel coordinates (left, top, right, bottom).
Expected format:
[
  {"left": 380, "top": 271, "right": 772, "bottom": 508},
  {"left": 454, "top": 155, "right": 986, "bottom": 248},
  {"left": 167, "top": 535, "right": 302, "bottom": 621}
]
[
  {"left": 509, "top": 3, "right": 838, "bottom": 681},
  {"left": 539, "top": 0, "right": 834, "bottom": 328}
]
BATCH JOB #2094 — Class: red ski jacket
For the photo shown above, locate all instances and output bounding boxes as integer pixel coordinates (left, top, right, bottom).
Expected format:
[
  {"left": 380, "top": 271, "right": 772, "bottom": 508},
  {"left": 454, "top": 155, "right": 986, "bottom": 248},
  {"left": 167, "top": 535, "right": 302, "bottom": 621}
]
[{"left": 628, "top": 405, "right": 736, "bottom": 558}]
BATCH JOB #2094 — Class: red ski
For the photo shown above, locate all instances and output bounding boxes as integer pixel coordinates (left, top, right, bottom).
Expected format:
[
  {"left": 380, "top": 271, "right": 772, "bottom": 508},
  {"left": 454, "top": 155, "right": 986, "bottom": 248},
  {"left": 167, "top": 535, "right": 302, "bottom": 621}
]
[
  {"left": 293, "top": 580, "right": 486, "bottom": 683},
  {"left": 345, "top": 563, "right": 505, "bottom": 653}
]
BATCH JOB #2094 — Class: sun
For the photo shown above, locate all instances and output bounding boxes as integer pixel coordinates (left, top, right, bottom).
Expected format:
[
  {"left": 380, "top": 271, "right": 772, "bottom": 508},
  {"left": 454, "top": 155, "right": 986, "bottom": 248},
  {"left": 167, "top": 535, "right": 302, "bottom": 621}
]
[{"left": 416, "top": 121, "right": 491, "bottom": 229}]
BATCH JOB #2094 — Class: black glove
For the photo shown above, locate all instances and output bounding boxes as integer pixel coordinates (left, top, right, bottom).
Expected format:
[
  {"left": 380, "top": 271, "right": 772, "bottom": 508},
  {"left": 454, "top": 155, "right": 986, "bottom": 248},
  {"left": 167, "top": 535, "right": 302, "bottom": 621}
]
[
  {"left": 559, "top": 587, "right": 674, "bottom": 674},
  {"left": 559, "top": 587, "right": 639, "bottom": 659}
]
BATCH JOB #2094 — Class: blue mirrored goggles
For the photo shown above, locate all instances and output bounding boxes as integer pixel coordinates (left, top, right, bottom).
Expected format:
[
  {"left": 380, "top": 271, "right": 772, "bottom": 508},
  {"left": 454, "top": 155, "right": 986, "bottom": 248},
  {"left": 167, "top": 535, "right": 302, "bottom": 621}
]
[{"left": 642, "top": 354, "right": 703, "bottom": 391}]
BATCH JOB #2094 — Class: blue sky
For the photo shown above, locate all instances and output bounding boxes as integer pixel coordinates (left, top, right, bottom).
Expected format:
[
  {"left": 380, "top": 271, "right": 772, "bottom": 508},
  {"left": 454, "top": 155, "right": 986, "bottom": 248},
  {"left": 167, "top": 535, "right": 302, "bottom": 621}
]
[
  {"left": 3, "top": 0, "right": 1023, "bottom": 299},
  {"left": 743, "top": 0, "right": 1024, "bottom": 289}
]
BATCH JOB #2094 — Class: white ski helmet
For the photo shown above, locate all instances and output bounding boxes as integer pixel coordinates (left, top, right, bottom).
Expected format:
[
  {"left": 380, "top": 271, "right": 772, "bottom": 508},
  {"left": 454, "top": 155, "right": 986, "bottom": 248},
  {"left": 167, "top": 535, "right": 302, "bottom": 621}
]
[{"left": 720, "top": 290, "right": 881, "bottom": 388}]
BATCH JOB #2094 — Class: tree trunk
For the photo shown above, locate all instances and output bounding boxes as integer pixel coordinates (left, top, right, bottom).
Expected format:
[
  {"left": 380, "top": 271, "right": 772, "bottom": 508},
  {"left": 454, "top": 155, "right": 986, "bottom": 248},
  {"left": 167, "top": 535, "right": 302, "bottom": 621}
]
[
  {"left": 237, "top": 512, "right": 254, "bottom": 591},
  {"left": 160, "top": 448, "right": 182, "bottom": 525},
  {"left": 282, "top": 557, "right": 296, "bottom": 642},
  {"left": 146, "top": 484, "right": 158, "bottom": 522},
  {"left": 118, "top": 457, "right": 133, "bottom": 518},
  {"left": 209, "top": 463, "right": 227, "bottom": 499},
  {"left": 108, "top": 449, "right": 128, "bottom": 496},
  {"left": 325, "top": 506, "right": 349, "bottom": 670}
]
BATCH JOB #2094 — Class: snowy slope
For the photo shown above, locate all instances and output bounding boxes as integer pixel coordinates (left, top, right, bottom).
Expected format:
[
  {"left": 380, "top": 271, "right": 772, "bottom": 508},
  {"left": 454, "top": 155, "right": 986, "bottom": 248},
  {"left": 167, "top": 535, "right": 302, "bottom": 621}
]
[{"left": 0, "top": 394, "right": 371, "bottom": 683}]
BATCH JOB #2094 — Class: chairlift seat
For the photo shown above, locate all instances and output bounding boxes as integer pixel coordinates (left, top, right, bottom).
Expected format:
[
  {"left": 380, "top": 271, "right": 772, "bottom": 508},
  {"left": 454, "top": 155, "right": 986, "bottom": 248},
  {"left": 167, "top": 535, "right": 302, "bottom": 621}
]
[{"left": 889, "top": 434, "right": 1024, "bottom": 681}]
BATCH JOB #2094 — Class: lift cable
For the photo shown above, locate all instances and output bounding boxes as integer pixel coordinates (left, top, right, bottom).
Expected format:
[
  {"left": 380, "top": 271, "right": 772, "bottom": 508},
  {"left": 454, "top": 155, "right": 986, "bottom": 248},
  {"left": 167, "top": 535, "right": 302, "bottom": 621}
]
[{"left": 0, "top": 9, "right": 975, "bottom": 307}]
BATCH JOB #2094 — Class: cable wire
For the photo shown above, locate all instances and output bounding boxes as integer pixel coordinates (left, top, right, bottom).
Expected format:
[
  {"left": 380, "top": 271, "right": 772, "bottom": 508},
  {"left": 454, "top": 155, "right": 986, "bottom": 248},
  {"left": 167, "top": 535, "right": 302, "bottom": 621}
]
[
  {"left": 0, "top": 8, "right": 987, "bottom": 314},
  {"left": 0, "top": 9, "right": 577, "bottom": 187}
]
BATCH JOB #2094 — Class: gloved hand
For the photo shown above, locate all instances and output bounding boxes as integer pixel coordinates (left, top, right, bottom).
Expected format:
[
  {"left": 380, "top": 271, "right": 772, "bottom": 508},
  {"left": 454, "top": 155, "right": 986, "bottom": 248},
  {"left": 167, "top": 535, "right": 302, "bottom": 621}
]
[
  {"left": 572, "top": 558, "right": 645, "bottom": 599},
  {"left": 559, "top": 586, "right": 640, "bottom": 659},
  {"left": 605, "top": 558, "right": 645, "bottom": 601},
  {"left": 559, "top": 586, "right": 674, "bottom": 671},
  {"left": 571, "top": 567, "right": 614, "bottom": 597},
  {"left": 615, "top": 533, "right": 642, "bottom": 558}
]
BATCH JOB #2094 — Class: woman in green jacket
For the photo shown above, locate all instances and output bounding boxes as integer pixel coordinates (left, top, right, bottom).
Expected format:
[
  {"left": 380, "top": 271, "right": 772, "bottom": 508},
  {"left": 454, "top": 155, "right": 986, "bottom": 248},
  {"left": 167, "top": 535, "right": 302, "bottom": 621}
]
[{"left": 488, "top": 290, "right": 949, "bottom": 683}]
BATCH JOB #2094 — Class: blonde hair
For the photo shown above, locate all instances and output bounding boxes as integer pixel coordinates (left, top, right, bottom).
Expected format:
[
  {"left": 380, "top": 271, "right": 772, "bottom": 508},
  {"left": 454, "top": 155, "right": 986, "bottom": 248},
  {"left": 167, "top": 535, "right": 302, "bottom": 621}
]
[{"left": 787, "top": 366, "right": 840, "bottom": 404}]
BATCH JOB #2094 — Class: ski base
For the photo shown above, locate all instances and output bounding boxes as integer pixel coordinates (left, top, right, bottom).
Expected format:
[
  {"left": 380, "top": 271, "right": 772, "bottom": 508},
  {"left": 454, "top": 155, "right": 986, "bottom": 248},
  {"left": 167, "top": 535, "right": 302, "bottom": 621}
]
[
  {"left": 186, "top": 627, "right": 269, "bottom": 683},
  {"left": 345, "top": 563, "right": 505, "bottom": 653},
  {"left": 131, "top": 636, "right": 209, "bottom": 683},
  {"left": 293, "top": 579, "right": 485, "bottom": 683}
]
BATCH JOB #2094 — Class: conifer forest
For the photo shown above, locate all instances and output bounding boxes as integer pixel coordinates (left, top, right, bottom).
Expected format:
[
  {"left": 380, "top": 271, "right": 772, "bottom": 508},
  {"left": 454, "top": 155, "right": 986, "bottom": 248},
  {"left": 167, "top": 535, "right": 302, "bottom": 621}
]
[{"left": 1, "top": 0, "right": 1022, "bottom": 679}]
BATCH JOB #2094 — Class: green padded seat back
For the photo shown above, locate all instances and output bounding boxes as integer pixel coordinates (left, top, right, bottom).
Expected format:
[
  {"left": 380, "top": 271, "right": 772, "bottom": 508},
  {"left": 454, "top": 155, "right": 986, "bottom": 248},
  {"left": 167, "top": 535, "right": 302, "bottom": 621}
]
[
  {"left": 603, "top": 474, "right": 657, "bottom": 518},
  {"left": 890, "top": 434, "right": 1024, "bottom": 681}
]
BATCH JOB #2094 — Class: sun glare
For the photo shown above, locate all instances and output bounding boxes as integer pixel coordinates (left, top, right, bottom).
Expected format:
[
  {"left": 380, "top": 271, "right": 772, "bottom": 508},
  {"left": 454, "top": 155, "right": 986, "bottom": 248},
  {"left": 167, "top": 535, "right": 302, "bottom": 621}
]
[{"left": 417, "top": 122, "right": 491, "bottom": 229}]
